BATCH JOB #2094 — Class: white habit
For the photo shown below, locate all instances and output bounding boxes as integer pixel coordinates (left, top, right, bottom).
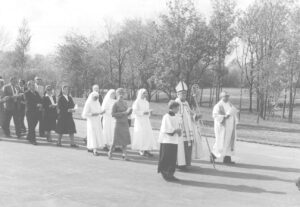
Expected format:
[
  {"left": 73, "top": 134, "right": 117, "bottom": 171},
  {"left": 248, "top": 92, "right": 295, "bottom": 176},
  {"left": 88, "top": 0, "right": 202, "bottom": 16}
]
[
  {"left": 102, "top": 89, "right": 116, "bottom": 146},
  {"left": 132, "top": 89, "right": 157, "bottom": 150},
  {"left": 212, "top": 100, "right": 239, "bottom": 158},
  {"left": 82, "top": 92, "right": 105, "bottom": 149}
]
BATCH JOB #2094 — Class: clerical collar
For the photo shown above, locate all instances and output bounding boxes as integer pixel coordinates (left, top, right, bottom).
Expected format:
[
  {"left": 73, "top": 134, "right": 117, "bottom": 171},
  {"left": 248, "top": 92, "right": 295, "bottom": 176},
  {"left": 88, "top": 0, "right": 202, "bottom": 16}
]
[{"left": 168, "top": 111, "right": 175, "bottom": 116}]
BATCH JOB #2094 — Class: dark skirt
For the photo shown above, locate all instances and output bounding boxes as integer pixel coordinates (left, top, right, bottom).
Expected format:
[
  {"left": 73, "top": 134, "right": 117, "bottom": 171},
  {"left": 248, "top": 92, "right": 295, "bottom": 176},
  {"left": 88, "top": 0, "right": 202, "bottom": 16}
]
[
  {"left": 158, "top": 144, "right": 178, "bottom": 175},
  {"left": 56, "top": 113, "right": 76, "bottom": 134},
  {"left": 0, "top": 104, "right": 4, "bottom": 126},
  {"left": 112, "top": 120, "right": 131, "bottom": 146},
  {"left": 43, "top": 109, "right": 57, "bottom": 131}
]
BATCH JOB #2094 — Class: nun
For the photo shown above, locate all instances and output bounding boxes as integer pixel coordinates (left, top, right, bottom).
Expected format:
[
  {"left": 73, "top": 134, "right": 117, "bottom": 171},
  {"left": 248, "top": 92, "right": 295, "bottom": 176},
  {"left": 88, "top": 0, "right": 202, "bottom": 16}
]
[
  {"left": 56, "top": 85, "right": 78, "bottom": 147},
  {"left": 108, "top": 88, "right": 132, "bottom": 160},
  {"left": 132, "top": 88, "right": 157, "bottom": 157},
  {"left": 82, "top": 91, "right": 105, "bottom": 156},
  {"left": 102, "top": 89, "right": 116, "bottom": 147}
]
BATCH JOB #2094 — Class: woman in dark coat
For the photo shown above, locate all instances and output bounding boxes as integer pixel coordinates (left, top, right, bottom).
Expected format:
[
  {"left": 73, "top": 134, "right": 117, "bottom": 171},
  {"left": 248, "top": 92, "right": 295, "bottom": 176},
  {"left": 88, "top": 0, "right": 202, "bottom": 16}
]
[
  {"left": 43, "top": 85, "right": 57, "bottom": 142},
  {"left": 56, "top": 85, "right": 78, "bottom": 147}
]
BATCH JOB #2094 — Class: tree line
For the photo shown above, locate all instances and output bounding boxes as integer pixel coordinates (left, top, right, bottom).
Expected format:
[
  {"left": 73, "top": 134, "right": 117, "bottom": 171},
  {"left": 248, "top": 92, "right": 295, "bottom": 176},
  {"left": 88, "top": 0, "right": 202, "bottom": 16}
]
[{"left": 0, "top": 0, "right": 299, "bottom": 122}]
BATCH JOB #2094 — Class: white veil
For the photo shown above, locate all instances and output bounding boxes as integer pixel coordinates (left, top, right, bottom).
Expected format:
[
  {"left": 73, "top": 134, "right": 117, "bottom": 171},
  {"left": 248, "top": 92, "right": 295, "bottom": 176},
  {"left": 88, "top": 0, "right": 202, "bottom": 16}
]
[{"left": 81, "top": 91, "right": 101, "bottom": 119}]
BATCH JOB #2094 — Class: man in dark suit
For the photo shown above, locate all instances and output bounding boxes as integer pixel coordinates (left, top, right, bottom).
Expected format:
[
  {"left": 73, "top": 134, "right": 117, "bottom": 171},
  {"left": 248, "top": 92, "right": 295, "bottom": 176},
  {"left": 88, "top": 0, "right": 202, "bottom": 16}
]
[
  {"left": 18, "top": 79, "right": 27, "bottom": 133},
  {"left": 24, "top": 80, "right": 42, "bottom": 145},
  {"left": 1, "top": 77, "right": 21, "bottom": 138}
]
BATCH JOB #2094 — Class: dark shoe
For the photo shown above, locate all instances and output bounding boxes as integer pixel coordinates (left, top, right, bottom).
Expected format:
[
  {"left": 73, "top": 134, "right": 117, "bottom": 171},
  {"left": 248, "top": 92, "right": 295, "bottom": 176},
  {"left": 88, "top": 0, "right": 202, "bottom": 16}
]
[
  {"left": 223, "top": 156, "right": 235, "bottom": 164},
  {"left": 145, "top": 151, "right": 154, "bottom": 157},
  {"left": 57, "top": 143, "right": 62, "bottom": 147},
  {"left": 31, "top": 141, "right": 38, "bottom": 145},
  {"left": 87, "top": 149, "right": 93, "bottom": 153},
  {"left": 177, "top": 166, "right": 188, "bottom": 172},
  {"left": 93, "top": 151, "right": 100, "bottom": 156},
  {"left": 103, "top": 146, "right": 109, "bottom": 152},
  {"left": 169, "top": 176, "right": 180, "bottom": 182},
  {"left": 70, "top": 144, "right": 79, "bottom": 148}
]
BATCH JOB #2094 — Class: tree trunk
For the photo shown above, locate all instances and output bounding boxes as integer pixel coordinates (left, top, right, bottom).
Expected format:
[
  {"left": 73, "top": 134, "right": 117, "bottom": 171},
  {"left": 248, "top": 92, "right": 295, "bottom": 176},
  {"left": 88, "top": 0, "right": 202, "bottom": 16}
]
[
  {"left": 249, "top": 85, "right": 253, "bottom": 113},
  {"left": 288, "top": 67, "right": 294, "bottom": 122},
  {"left": 282, "top": 88, "right": 287, "bottom": 119}
]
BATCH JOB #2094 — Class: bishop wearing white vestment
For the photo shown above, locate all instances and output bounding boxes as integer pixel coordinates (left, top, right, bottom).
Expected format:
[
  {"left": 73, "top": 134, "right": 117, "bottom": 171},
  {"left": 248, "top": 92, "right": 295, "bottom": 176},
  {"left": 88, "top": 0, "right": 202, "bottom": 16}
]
[
  {"left": 211, "top": 91, "right": 239, "bottom": 164},
  {"left": 175, "top": 81, "right": 201, "bottom": 169}
]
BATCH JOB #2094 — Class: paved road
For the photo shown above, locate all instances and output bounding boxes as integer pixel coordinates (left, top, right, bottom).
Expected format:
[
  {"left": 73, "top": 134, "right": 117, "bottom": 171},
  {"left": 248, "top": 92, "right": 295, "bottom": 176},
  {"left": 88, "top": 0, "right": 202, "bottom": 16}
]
[{"left": 0, "top": 121, "right": 299, "bottom": 207}]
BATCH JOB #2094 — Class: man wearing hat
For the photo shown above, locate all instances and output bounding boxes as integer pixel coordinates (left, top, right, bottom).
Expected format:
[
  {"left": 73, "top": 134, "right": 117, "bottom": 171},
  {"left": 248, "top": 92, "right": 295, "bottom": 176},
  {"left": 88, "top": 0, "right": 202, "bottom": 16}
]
[
  {"left": 175, "top": 81, "right": 201, "bottom": 170},
  {"left": 211, "top": 91, "right": 239, "bottom": 164}
]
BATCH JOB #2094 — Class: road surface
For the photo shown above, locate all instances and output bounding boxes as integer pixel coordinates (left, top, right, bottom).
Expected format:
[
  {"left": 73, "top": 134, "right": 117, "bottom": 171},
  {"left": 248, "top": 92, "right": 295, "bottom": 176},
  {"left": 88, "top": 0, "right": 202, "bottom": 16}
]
[{"left": 0, "top": 121, "right": 299, "bottom": 207}]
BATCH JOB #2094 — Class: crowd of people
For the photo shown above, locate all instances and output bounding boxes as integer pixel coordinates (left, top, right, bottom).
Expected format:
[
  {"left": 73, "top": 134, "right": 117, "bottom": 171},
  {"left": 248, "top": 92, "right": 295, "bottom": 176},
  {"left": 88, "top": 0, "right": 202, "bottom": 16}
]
[{"left": 0, "top": 76, "right": 240, "bottom": 182}]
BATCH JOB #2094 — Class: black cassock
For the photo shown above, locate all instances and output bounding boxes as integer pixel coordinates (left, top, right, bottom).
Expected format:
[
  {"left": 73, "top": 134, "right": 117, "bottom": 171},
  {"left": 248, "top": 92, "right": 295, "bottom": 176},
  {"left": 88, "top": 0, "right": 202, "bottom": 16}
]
[
  {"left": 56, "top": 95, "right": 76, "bottom": 135},
  {"left": 42, "top": 95, "right": 57, "bottom": 131}
]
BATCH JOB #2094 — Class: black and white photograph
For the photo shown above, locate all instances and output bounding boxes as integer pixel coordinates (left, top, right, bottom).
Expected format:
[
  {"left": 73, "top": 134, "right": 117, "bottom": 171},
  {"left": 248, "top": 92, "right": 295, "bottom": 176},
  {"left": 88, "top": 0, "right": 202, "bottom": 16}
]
[{"left": 0, "top": 0, "right": 300, "bottom": 206}]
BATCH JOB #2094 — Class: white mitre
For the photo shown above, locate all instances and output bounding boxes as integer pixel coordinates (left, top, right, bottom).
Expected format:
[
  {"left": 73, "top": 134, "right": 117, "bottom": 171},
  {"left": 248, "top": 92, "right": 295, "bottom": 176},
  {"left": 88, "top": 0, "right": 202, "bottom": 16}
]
[{"left": 176, "top": 81, "right": 188, "bottom": 92}]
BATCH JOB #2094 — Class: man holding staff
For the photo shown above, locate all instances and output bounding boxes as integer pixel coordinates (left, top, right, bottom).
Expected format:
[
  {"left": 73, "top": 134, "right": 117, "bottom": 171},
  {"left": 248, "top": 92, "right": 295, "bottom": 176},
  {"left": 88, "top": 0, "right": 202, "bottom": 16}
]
[{"left": 175, "top": 81, "right": 201, "bottom": 170}]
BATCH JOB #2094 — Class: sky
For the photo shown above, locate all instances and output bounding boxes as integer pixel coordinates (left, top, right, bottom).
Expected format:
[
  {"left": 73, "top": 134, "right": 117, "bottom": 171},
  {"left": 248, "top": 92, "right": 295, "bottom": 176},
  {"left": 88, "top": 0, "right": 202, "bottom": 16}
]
[{"left": 0, "top": 0, "right": 254, "bottom": 55}]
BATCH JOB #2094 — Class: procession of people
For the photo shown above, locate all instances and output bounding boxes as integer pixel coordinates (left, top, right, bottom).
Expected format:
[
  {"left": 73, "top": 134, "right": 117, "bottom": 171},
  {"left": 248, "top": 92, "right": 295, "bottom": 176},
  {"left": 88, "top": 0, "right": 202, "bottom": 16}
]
[{"left": 0, "top": 76, "right": 240, "bottom": 182}]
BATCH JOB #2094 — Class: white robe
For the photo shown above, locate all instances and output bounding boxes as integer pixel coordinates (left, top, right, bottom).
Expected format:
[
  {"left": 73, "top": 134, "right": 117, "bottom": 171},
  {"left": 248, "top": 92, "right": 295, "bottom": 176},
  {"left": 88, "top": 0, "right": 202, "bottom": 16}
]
[
  {"left": 175, "top": 98, "right": 194, "bottom": 166},
  {"left": 82, "top": 93, "right": 105, "bottom": 149},
  {"left": 102, "top": 99, "right": 116, "bottom": 146},
  {"left": 132, "top": 98, "right": 157, "bottom": 150},
  {"left": 212, "top": 100, "right": 239, "bottom": 158}
]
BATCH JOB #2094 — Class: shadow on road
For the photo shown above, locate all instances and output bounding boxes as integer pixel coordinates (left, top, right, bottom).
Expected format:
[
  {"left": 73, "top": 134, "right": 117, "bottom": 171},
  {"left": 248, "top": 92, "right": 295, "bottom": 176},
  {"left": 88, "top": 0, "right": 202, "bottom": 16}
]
[
  {"left": 194, "top": 160, "right": 300, "bottom": 173},
  {"left": 177, "top": 179, "right": 286, "bottom": 195}
]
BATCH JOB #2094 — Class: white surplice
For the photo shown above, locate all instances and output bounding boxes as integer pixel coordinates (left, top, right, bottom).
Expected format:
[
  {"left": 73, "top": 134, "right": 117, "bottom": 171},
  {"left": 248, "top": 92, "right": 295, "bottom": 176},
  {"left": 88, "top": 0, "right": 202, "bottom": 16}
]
[
  {"left": 102, "top": 89, "right": 116, "bottom": 146},
  {"left": 212, "top": 100, "right": 239, "bottom": 158},
  {"left": 175, "top": 98, "right": 195, "bottom": 166},
  {"left": 132, "top": 89, "right": 157, "bottom": 150},
  {"left": 82, "top": 92, "right": 105, "bottom": 149}
]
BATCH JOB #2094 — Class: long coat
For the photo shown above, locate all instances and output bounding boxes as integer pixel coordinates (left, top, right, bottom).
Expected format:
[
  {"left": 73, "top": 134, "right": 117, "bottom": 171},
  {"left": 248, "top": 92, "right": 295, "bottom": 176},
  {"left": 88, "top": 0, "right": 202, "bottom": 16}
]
[
  {"left": 42, "top": 95, "right": 57, "bottom": 131},
  {"left": 56, "top": 95, "right": 76, "bottom": 134}
]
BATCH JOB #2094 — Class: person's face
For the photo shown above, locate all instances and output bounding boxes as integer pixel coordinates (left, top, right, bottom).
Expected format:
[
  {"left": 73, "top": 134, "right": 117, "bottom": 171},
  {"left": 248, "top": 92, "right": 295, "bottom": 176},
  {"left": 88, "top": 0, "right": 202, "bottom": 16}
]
[
  {"left": 28, "top": 83, "right": 35, "bottom": 91},
  {"left": 177, "top": 91, "right": 187, "bottom": 101},
  {"left": 171, "top": 106, "right": 180, "bottom": 114},
  {"left": 11, "top": 78, "right": 17, "bottom": 86},
  {"left": 46, "top": 88, "right": 53, "bottom": 95},
  {"left": 19, "top": 80, "right": 24, "bottom": 87},
  {"left": 62, "top": 87, "right": 69, "bottom": 95},
  {"left": 141, "top": 91, "right": 147, "bottom": 99},
  {"left": 110, "top": 92, "right": 116, "bottom": 99},
  {"left": 117, "top": 91, "right": 125, "bottom": 100},
  {"left": 36, "top": 79, "right": 42, "bottom": 85},
  {"left": 93, "top": 86, "right": 99, "bottom": 93},
  {"left": 222, "top": 95, "right": 229, "bottom": 103}
]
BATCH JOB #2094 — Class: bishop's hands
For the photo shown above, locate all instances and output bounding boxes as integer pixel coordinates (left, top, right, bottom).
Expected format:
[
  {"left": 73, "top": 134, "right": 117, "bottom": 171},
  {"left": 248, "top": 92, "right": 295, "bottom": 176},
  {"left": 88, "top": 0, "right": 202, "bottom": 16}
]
[{"left": 174, "top": 128, "right": 182, "bottom": 136}]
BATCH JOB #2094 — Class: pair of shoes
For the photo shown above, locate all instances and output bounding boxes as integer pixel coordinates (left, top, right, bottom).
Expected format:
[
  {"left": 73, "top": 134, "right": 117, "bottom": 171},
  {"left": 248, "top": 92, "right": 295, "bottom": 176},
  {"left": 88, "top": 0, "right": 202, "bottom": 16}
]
[
  {"left": 70, "top": 144, "right": 79, "bottom": 148},
  {"left": 57, "top": 143, "right": 62, "bottom": 147},
  {"left": 139, "top": 151, "right": 146, "bottom": 156},
  {"left": 30, "top": 141, "right": 38, "bottom": 145},
  {"left": 145, "top": 151, "right": 154, "bottom": 157},
  {"left": 93, "top": 151, "right": 99, "bottom": 156},
  {"left": 87, "top": 149, "right": 93, "bottom": 153},
  {"left": 122, "top": 155, "right": 130, "bottom": 161}
]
